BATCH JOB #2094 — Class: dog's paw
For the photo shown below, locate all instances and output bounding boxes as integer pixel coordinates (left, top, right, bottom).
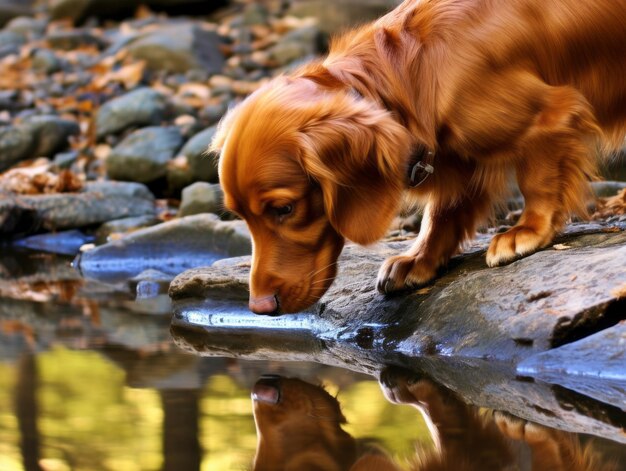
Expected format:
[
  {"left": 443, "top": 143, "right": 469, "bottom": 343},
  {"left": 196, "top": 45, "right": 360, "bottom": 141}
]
[
  {"left": 379, "top": 367, "right": 434, "bottom": 405},
  {"left": 493, "top": 412, "right": 551, "bottom": 444},
  {"left": 377, "top": 254, "right": 437, "bottom": 294},
  {"left": 486, "top": 225, "right": 552, "bottom": 267}
]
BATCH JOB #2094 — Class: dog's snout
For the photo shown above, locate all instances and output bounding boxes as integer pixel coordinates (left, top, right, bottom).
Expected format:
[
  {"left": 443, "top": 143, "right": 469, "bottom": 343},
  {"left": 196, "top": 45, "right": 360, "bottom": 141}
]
[
  {"left": 252, "top": 376, "right": 282, "bottom": 404},
  {"left": 249, "top": 294, "right": 280, "bottom": 315}
]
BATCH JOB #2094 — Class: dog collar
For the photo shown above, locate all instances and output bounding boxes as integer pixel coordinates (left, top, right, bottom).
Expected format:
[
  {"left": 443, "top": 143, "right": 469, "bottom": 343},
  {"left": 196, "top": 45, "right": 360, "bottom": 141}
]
[
  {"left": 408, "top": 145, "right": 435, "bottom": 187},
  {"left": 348, "top": 86, "right": 435, "bottom": 187}
]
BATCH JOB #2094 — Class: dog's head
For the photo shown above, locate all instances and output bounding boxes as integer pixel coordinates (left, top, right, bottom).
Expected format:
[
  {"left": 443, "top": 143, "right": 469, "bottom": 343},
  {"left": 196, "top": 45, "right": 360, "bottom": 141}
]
[
  {"left": 214, "top": 76, "right": 411, "bottom": 313},
  {"left": 251, "top": 375, "right": 356, "bottom": 471}
]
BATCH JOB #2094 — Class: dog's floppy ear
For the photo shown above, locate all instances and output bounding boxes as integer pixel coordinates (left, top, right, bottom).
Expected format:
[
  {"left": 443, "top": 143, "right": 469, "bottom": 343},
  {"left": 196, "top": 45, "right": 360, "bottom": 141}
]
[{"left": 298, "top": 93, "right": 411, "bottom": 245}]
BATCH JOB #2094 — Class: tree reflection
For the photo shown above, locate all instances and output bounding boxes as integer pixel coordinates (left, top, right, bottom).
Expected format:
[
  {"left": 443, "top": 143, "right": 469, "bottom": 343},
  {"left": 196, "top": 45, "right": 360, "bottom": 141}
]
[
  {"left": 160, "top": 389, "right": 201, "bottom": 471},
  {"left": 15, "top": 354, "right": 42, "bottom": 471}
]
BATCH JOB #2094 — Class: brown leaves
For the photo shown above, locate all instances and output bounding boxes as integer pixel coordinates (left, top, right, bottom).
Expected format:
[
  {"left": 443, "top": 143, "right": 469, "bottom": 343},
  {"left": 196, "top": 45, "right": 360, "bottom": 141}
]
[{"left": 1, "top": 164, "right": 83, "bottom": 195}]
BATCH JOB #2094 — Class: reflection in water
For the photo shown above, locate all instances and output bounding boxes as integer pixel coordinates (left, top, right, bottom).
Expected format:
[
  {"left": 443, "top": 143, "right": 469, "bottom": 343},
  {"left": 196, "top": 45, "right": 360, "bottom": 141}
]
[
  {"left": 1, "top": 250, "right": 625, "bottom": 470},
  {"left": 251, "top": 371, "right": 619, "bottom": 471}
]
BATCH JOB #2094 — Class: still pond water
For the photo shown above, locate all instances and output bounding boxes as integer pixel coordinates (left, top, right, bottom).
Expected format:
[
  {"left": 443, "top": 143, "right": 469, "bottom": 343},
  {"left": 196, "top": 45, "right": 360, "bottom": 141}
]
[{"left": 1, "top": 250, "right": 625, "bottom": 470}]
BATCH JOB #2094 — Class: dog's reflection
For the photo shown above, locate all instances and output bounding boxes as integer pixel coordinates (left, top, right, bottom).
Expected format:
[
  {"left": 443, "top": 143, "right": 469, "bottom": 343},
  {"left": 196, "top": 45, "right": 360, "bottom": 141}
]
[{"left": 250, "top": 370, "right": 615, "bottom": 471}]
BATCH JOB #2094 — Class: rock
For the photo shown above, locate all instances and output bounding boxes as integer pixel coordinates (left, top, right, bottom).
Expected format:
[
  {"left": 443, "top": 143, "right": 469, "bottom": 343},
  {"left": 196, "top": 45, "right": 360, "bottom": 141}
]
[
  {"left": 25, "top": 115, "right": 80, "bottom": 157},
  {"left": 592, "top": 180, "right": 626, "bottom": 198},
  {"left": 178, "top": 125, "right": 219, "bottom": 181},
  {"left": 127, "top": 23, "right": 225, "bottom": 74},
  {"left": 53, "top": 150, "right": 79, "bottom": 169},
  {"left": 518, "top": 322, "right": 626, "bottom": 408},
  {"left": 170, "top": 222, "right": 626, "bottom": 362},
  {"left": 179, "top": 182, "right": 223, "bottom": 217},
  {"left": 95, "top": 87, "right": 168, "bottom": 139},
  {"left": 46, "top": 29, "right": 109, "bottom": 50},
  {"left": 5, "top": 16, "right": 47, "bottom": 39},
  {"left": 288, "top": 0, "right": 399, "bottom": 35},
  {"left": 129, "top": 269, "right": 173, "bottom": 299},
  {"left": 31, "top": 48, "right": 63, "bottom": 74},
  {"left": 0, "top": 29, "right": 25, "bottom": 49},
  {"left": 95, "top": 215, "right": 161, "bottom": 244},
  {"left": 170, "top": 223, "right": 626, "bottom": 445},
  {"left": 268, "top": 39, "right": 308, "bottom": 67},
  {"left": 0, "top": 0, "right": 33, "bottom": 28},
  {"left": 75, "top": 213, "right": 252, "bottom": 282},
  {"left": 0, "top": 125, "right": 34, "bottom": 171},
  {"left": 241, "top": 2, "right": 269, "bottom": 25},
  {"left": 106, "top": 126, "right": 184, "bottom": 183},
  {"left": 199, "top": 102, "right": 227, "bottom": 125},
  {"left": 0, "top": 181, "right": 156, "bottom": 234},
  {"left": 0, "top": 43, "right": 18, "bottom": 59},
  {"left": 47, "top": 0, "right": 91, "bottom": 22},
  {"left": 13, "top": 229, "right": 94, "bottom": 255}
]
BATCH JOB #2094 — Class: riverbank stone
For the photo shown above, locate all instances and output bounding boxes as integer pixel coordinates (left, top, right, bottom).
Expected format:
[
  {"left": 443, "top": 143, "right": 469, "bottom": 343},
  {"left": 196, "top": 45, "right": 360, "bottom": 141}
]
[
  {"left": 106, "top": 126, "right": 183, "bottom": 183},
  {"left": 95, "top": 87, "right": 168, "bottom": 139},
  {"left": 127, "top": 23, "right": 225, "bottom": 74},
  {"left": 178, "top": 182, "right": 222, "bottom": 217}
]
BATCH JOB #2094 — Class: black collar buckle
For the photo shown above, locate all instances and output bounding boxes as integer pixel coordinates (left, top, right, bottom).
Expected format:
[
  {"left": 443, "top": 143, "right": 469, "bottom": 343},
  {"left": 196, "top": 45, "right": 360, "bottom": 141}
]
[{"left": 409, "top": 149, "right": 435, "bottom": 187}]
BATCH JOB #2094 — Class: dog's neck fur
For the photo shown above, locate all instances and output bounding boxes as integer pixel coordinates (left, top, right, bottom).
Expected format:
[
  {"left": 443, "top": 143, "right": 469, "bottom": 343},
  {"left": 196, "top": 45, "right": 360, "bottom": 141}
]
[{"left": 297, "top": 9, "right": 442, "bottom": 183}]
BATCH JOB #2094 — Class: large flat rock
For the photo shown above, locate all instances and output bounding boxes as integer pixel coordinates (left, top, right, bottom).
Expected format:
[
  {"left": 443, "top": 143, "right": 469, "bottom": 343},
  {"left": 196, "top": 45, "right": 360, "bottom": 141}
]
[{"left": 170, "top": 222, "right": 626, "bottom": 443}]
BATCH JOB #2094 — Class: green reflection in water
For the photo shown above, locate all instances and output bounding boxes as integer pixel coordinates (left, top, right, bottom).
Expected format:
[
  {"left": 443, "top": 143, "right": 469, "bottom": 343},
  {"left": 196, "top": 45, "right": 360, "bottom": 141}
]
[
  {"left": 0, "top": 348, "right": 429, "bottom": 470},
  {"left": 38, "top": 346, "right": 162, "bottom": 471},
  {"left": 0, "top": 361, "right": 21, "bottom": 470}
]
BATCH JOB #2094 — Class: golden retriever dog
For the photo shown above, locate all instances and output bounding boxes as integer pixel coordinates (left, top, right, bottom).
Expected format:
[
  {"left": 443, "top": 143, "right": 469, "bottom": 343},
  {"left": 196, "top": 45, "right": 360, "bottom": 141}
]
[
  {"left": 213, "top": 0, "right": 626, "bottom": 314},
  {"left": 250, "top": 372, "right": 616, "bottom": 470}
]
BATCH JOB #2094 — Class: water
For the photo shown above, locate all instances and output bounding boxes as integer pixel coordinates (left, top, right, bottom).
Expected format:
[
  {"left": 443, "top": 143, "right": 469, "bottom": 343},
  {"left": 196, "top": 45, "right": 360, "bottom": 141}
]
[{"left": 1, "top": 249, "right": 625, "bottom": 470}]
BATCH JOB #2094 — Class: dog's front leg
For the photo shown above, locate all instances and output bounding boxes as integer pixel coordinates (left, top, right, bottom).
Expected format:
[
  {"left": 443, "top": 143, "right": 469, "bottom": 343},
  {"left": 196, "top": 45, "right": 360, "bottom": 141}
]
[{"left": 377, "top": 191, "right": 491, "bottom": 294}]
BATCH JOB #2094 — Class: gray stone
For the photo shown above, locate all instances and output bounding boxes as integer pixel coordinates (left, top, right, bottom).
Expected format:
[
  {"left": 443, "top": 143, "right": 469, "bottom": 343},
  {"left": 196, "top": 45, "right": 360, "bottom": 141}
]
[
  {"left": 46, "top": 29, "right": 108, "bottom": 50},
  {"left": 31, "top": 48, "right": 63, "bottom": 74},
  {"left": 0, "top": 125, "right": 34, "bottom": 171},
  {"left": 268, "top": 39, "right": 308, "bottom": 66},
  {"left": 518, "top": 323, "right": 626, "bottom": 409},
  {"left": 169, "top": 222, "right": 626, "bottom": 444},
  {"left": 107, "top": 126, "right": 184, "bottom": 183},
  {"left": 241, "top": 2, "right": 269, "bottom": 25},
  {"left": 25, "top": 115, "right": 80, "bottom": 157},
  {"left": 5, "top": 16, "right": 47, "bottom": 38},
  {"left": 95, "top": 215, "right": 161, "bottom": 244},
  {"left": 0, "top": 29, "right": 25, "bottom": 48},
  {"left": 76, "top": 213, "right": 252, "bottom": 282},
  {"left": 179, "top": 125, "right": 219, "bottom": 181},
  {"left": 95, "top": 87, "right": 168, "bottom": 139},
  {"left": 0, "top": 43, "right": 18, "bottom": 59},
  {"left": 127, "top": 23, "right": 224, "bottom": 74},
  {"left": 13, "top": 229, "right": 94, "bottom": 255},
  {"left": 0, "top": 0, "right": 33, "bottom": 28},
  {"left": 179, "top": 182, "right": 223, "bottom": 217},
  {"left": 591, "top": 180, "right": 626, "bottom": 197},
  {"left": 53, "top": 150, "right": 79, "bottom": 169},
  {"left": 170, "top": 222, "right": 626, "bottom": 363},
  {"left": 199, "top": 102, "right": 227, "bottom": 125},
  {"left": 288, "top": 0, "right": 399, "bottom": 35},
  {"left": 0, "top": 181, "right": 156, "bottom": 234},
  {"left": 47, "top": 0, "right": 91, "bottom": 22}
]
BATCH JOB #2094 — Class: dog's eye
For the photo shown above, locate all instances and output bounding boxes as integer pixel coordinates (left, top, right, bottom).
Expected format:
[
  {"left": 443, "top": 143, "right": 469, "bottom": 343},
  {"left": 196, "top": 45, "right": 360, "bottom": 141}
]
[{"left": 274, "top": 204, "right": 293, "bottom": 217}]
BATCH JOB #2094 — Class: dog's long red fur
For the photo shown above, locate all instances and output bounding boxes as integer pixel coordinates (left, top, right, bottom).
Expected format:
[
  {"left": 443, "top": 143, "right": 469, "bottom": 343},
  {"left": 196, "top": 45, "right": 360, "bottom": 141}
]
[{"left": 214, "top": 0, "right": 626, "bottom": 314}]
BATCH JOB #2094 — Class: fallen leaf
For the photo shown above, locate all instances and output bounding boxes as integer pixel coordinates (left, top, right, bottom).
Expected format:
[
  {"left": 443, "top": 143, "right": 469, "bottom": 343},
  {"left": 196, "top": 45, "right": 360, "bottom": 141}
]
[{"left": 553, "top": 243, "right": 571, "bottom": 250}]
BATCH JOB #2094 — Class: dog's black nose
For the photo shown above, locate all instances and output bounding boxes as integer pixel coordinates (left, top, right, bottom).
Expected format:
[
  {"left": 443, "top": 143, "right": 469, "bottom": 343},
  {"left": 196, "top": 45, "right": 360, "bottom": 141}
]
[{"left": 252, "top": 375, "right": 282, "bottom": 404}]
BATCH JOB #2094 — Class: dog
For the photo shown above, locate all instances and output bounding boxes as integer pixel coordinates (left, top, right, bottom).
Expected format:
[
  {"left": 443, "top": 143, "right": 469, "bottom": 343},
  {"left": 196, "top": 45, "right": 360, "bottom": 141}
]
[
  {"left": 213, "top": 0, "right": 626, "bottom": 314},
  {"left": 250, "top": 372, "right": 616, "bottom": 470}
]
